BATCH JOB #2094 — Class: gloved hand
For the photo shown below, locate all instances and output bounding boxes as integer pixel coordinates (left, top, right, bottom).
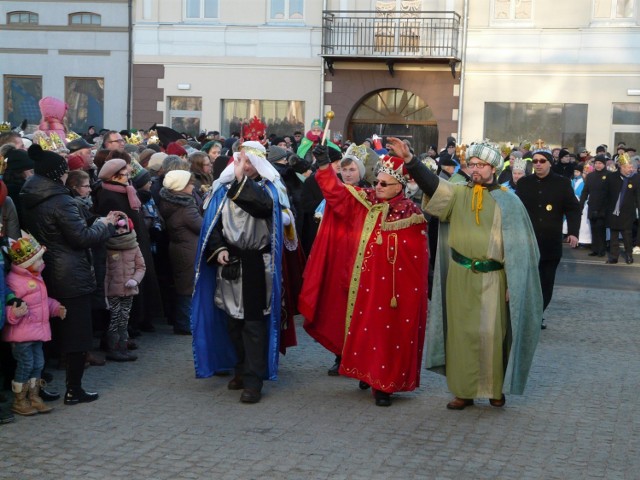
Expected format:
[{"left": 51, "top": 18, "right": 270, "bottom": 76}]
[
  {"left": 312, "top": 144, "right": 330, "bottom": 167},
  {"left": 12, "top": 302, "right": 28, "bottom": 318},
  {"left": 125, "top": 279, "right": 138, "bottom": 289}
]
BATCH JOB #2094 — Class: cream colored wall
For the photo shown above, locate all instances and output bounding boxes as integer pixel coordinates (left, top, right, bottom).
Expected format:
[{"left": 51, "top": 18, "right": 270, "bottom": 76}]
[{"left": 159, "top": 64, "right": 322, "bottom": 131}]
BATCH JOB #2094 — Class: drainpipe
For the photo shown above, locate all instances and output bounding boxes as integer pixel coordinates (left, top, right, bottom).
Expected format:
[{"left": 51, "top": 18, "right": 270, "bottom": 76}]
[
  {"left": 456, "top": 0, "right": 469, "bottom": 143},
  {"left": 127, "top": 0, "right": 133, "bottom": 130},
  {"left": 320, "top": 0, "right": 328, "bottom": 119}
]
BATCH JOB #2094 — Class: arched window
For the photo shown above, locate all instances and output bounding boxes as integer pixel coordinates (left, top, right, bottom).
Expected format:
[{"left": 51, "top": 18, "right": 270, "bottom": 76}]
[
  {"left": 7, "top": 11, "right": 39, "bottom": 24},
  {"left": 69, "top": 12, "right": 101, "bottom": 26}
]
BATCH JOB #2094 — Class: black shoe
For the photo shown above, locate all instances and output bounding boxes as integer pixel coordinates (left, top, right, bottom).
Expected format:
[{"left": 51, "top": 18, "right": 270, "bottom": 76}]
[
  {"left": 240, "top": 389, "right": 261, "bottom": 404},
  {"left": 374, "top": 390, "right": 392, "bottom": 407},
  {"left": 605, "top": 259, "right": 618, "bottom": 264},
  {"left": 588, "top": 252, "right": 599, "bottom": 256},
  {"left": 541, "top": 319, "right": 547, "bottom": 330},
  {"left": 626, "top": 257, "right": 634, "bottom": 265},
  {"left": 327, "top": 357, "right": 341, "bottom": 376},
  {"left": 227, "top": 376, "right": 244, "bottom": 390},
  {"left": 40, "top": 387, "right": 61, "bottom": 402},
  {"left": 358, "top": 380, "right": 371, "bottom": 390},
  {"left": 64, "top": 388, "right": 99, "bottom": 405},
  {"left": 0, "top": 406, "right": 14, "bottom": 424}
]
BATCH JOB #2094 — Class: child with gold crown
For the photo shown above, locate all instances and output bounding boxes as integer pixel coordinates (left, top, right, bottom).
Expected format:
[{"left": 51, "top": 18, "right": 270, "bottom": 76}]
[{"left": 3, "top": 233, "right": 66, "bottom": 416}]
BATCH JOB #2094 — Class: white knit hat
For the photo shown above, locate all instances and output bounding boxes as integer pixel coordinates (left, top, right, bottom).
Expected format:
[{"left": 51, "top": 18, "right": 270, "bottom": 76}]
[{"left": 163, "top": 170, "right": 192, "bottom": 191}]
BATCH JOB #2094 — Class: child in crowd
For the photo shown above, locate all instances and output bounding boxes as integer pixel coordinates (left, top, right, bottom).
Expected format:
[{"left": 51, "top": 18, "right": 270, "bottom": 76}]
[
  {"left": 104, "top": 215, "right": 146, "bottom": 361},
  {"left": 3, "top": 234, "right": 66, "bottom": 416}
]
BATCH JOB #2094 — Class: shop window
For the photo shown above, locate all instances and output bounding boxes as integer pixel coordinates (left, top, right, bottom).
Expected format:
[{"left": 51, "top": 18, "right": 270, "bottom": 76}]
[{"left": 169, "top": 97, "right": 202, "bottom": 137}]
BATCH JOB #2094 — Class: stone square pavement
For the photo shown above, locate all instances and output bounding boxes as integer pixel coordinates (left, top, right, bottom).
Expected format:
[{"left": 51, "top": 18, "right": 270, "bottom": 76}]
[{"left": 0, "top": 284, "right": 638, "bottom": 479}]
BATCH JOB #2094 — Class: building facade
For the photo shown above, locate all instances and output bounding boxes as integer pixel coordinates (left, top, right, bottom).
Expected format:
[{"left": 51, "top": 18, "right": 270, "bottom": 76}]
[{"left": 0, "top": 0, "right": 130, "bottom": 133}]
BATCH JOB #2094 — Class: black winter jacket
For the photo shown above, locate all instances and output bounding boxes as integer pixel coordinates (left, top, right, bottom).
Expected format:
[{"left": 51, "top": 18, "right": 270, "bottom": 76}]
[{"left": 20, "top": 174, "right": 114, "bottom": 299}]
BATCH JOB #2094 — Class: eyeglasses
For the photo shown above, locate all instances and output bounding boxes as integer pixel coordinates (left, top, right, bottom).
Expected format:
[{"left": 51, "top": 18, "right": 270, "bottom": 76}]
[
  {"left": 468, "top": 163, "right": 490, "bottom": 169},
  {"left": 79, "top": 184, "right": 91, "bottom": 189},
  {"left": 373, "top": 180, "right": 400, "bottom": 187},
  {"left": 532, "top": 159, "right": 548, "bottom": 164}
]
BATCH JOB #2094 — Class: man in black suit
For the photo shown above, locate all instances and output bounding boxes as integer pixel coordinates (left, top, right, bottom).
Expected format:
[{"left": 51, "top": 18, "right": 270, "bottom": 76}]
[{"left": 517, "top": 147, "right": 581, "bottom": 329}]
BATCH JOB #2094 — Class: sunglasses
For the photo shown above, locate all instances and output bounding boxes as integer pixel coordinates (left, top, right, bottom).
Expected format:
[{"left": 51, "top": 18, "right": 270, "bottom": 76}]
[
  {"left": 532, "top": 159, "right": 548, "bottom": 164},
  {"left": 373, "top": 180, "right": 400, "bottom": 187}
]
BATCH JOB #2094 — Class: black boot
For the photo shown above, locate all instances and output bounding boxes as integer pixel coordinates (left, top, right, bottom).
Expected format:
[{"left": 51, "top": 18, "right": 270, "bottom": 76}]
[
  {"left": 374, "top": 389, "right": 392, "bottom": 407},
  {"left": 327, "top": 355, "right": 341, "bottom": 376},
  {"left": 64, "top": 387, "right": 99, "bottom": 405}
]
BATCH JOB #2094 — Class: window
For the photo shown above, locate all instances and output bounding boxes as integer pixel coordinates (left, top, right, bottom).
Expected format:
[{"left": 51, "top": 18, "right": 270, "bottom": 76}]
[
  {"left": 185, "top": 0, "right": 219, "bottom": 19},
  {"left": 612, "top": 103, "right": 640, "bottom": 152},
  {"left": 221, "top": 100, "right": 305, "bottom": 138},
  {"left": 69, "top": 13, "right": 102, "bottom": 26},
  {"left": 168, "top": 97, "right": 202, "bottom": 137},
  {"left": 270, "top": 0, "right": 304, "bottom": 20},
  {"left": 3, "top": 76, "right": 42, "bottom": 127},
  {"left": 7, "top": 11, "right": 39, "bottom": 25},
  {"left": 593, "top": 0, "right": 635, "bottom": 18},
  {"left": 493, "top": 0, "right": 532, "bottom": 21},
  {"left": 65, "top": 78, "right": 104, "bottom": 133},
  {"left": 483, "top": 102, "right": 588, "bottom": 151}
]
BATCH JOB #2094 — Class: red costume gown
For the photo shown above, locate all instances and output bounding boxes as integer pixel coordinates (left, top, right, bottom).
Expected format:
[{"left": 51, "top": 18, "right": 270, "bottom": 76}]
[{"left": 300, "top": 167, "right": 429, "bottom": 394}]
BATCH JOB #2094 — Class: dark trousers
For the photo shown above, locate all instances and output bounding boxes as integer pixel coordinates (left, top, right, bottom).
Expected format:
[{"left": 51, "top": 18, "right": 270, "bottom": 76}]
[
  {"left": 65, "top": 352, "right": 86, "bottom": 390},
  {"left": 609, "top": 229, "right": 633, "bottom": 261},
  {"left": 538, "top": 258, "right": 561, "bottom": 311},
  {"left": 589, "top": 217, "right": 607, "bottom": 255},
  {"left": 227, "top": 316, "right": 268, "bottom": 392}
]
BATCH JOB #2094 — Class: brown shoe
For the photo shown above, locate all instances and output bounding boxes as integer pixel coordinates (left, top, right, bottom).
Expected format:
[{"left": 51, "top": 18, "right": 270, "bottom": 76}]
[
  {"left": 446, "top": 397, "right": 474, "bottom": 410},
  {"left": 227, "top": 376, "right": 244, "bottom": 390},
  {"left": 86, "top": 351, "right": 106, "bottom": 366},
  {"left": 489, "top": 394, "right": 506, "bottom": 407}
]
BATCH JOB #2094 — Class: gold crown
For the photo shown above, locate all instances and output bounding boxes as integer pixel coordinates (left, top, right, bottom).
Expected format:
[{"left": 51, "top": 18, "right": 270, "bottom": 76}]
[
  {"left": 66, "top": 131, "right": 81, "bottom": 143},
  {"left": 147, "top": 129, "right": 159, "bottom": 144},
  {"left": 0, "top": 122, "right": 11, "bottom": 133},
  {"left": 378, "top": 156, "right": 407, "bottom": 184},
  {"left": 34, "top": 131, "right": 67, "bottom": 152},
  {"left": 125, "top": 132, "right": 143, "bottom": 145},
  {"left": 8, "top": 235, "right": 45, "bottom": 268},
  {"left": 618, "top": 152, "right": 633, "bottom": 166},
  {"left": 455, "top": 144, "right": 468, "bottom": 164}
]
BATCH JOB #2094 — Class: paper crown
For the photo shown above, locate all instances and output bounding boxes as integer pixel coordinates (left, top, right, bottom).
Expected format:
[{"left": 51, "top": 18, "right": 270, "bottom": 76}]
[
  {"left": 531, "top": 139, "right": 553, "bottom": 162},
  {"left": 125, "top": 132, "right": 143, "bottom": 145},
  {"left": 65, "top": 131, "right": 81, "bottom": 143},
  {"left": 618, "top": 152, "right": 633, "bottom": 166},
  {"left": 455, "top": 144, "right": 468, "bottom": 164},
  {"left": 500, "top": 142, "right": 514, "bottom": 156},
  {"left": 0, "top": 122, "right": 11, "bottom": 133},
  {"left": 310, "top": 119, "right": 323, "bottom": 129},
  {"left": 7, "top": 234, "right": 46, "bottom": 269},
  {"left": 147, "top": 129, "right": 159, "bottom": 145},
  {"left": 242, "top": 116, "right": 267, "bottom": 141},
  {"left": 511, "top": 157, "right": 528, "bottom": 172},
  {"left": 33, "top": 131, "right": 68, "bottom": 153},
  {"left": 377, "top": 155, "right": 408, "bottom": 185}
]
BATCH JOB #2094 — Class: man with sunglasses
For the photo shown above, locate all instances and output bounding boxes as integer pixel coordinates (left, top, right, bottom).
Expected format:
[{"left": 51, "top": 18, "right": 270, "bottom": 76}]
[
  {"left": 516, "top": 147, "right": 581, "bottom": 330},
  {"left": 390, "top": 137, "right": 543, "bottom": 410},
  {"left": 299, "top": 144, "right": 429, "bottom": 407}
]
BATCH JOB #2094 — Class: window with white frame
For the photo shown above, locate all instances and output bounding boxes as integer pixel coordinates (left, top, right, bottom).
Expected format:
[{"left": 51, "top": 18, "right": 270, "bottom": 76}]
[
  {"left": 186, "top": 0, "right": 219, "bottom": 19},
  {"left": 270, "top": 0, "right": 304, "bottom": 20},
  {"left": 593, "top": 0, "right": 635, "bottom": 19},
  {"left": 69, "top": 12, "right": 101, "bottom": 25},
  {"left": 7, "top": 11, "right": 39, "bottom": 24},
  {"left": 168, "top": 97, "right": 202, "bottom": 137},
  {"left": 493, "top": 0, "right": 532, "bottom": 21}
]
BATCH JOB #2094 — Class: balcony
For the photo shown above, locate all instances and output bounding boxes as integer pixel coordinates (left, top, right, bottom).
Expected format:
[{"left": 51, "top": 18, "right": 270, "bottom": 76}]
[{"left": 321, "top": 10, "right": 461, "bottom": 63}]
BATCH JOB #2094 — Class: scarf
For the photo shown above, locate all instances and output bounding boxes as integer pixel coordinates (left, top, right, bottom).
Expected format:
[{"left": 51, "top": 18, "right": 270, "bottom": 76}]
[
  {"left": 106, "top": 229, "right": 139, "bottom": 251},
  {"left": 612, "top": 175, "right": 630, "bottom": 216},
  {"left": 102, "top": 181, "right": 142, "bottom": 211}
]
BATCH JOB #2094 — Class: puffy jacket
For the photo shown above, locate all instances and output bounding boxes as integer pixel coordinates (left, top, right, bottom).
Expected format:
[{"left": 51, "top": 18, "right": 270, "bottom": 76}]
[
  {"left": 105, "top": 244, "right": 146, "bottom": 297},
  {"left": 2, "top": 264, "right": 60, "bottom": 343},
  {"left": 19, "top": 175, "right": 114, "bottom": 299}
]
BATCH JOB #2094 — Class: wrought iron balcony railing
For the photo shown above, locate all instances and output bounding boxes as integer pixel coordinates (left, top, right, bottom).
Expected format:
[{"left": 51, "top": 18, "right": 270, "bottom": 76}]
[{"left": 321, "top": 10, "right": 461, "bottom": 61}]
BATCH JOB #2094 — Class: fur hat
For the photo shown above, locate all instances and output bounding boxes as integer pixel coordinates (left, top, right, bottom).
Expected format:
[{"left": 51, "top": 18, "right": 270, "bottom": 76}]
[
  {"left": 467, "top": 143, "right": 504, "bottom": 170},
  {"left": 147, "top": 152, "right": 167, "bottom": 172},
  {"left": 99, "top": 159, "right": 128, "bottom": 181},
  {"left": 7, "top": 234, "right": 46, "bottom": 269},
  {"left": 28, "top": 144, "right": 68, "bottom": 182},
  {"left": 163, "top": 170, "right": 192, "bottom": 191}
]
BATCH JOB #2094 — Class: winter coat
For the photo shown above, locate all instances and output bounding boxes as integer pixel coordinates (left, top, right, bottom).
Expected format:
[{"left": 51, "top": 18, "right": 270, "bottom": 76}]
[
  {"left": 2, "top": 264, "right": 61, "bottom": 343},
  {"left": 19, "top": 174, "right": 114, "bottom": 299},
  {"left": 158, "top": 188, "right": 202, "bottom": 295},
  {"left": 580, "top": 170, "right": 609, "bottom": 220},
  {"left": 105, "top": 232, "right": 146, "bottom": 297},
  {"left": 605, "top": 172, "right": 640, "bottom": 230}
]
